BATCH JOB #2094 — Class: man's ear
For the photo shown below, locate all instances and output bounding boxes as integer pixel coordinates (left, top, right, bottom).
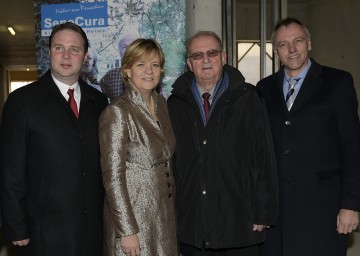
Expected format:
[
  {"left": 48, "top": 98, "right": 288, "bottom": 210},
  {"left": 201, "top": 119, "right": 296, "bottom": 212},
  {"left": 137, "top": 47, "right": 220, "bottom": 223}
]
[
  {"left": 221, "top": 51, "right": 227, "bottom": 65},
  {"left": 274, "top": 48, "right": 279, "bottom": 57},
  {"left": 83, "top": 52, "right": 88, "bottom": 64},
  {"left": 187, "top": 58, "right": 193, "bottom": 72}
]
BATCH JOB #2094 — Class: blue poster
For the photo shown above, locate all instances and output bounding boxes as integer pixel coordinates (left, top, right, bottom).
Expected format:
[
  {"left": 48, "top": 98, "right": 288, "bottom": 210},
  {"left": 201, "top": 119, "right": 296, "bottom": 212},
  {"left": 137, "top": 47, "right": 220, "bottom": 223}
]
[
  {"left": 35, "top": 0, "right": 186, "bottom": 98},
  {"left": 41, "top": 2, "right": 108, "bottom": 36}
]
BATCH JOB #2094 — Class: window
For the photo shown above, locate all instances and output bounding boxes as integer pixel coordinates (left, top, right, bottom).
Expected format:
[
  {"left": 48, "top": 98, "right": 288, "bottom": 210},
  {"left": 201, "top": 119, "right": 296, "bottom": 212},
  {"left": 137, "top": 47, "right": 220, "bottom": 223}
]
[{"left": 237, "top": 41, "right": 273, "bottom": 85}]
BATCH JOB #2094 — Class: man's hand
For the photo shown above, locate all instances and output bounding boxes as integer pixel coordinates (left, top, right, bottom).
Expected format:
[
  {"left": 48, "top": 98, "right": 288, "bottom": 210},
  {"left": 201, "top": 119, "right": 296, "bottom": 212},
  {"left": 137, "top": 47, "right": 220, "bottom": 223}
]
[
  {"left": 12, "top": 239, "right": 30, "bottom": 246},
  {"left": 337, "top": 209, "right": 359, "bottom": 234},
  {"left": 253, "top": 224, "right": 270, "bottom": 232}
]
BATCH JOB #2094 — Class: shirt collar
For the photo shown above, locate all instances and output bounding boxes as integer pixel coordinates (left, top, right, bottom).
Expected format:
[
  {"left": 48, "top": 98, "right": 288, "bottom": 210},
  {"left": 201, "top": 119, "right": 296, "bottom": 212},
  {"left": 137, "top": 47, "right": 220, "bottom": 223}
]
[
  {"left": 196, "top": 83, "right": 216, "bottom": 99},
  {"left": 51, "top": 74, "right": 81, "bottom": 100}
]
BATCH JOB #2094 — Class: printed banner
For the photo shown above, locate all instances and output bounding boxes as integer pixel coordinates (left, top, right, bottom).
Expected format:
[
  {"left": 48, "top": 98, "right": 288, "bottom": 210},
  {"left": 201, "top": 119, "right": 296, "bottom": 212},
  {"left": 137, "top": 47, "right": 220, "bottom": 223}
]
[
  {"left": 41, "top": 2, "right": 108, "bottom": 36},
  {"left": 34, "top": 0, "right": 187, "bottom": 98}
]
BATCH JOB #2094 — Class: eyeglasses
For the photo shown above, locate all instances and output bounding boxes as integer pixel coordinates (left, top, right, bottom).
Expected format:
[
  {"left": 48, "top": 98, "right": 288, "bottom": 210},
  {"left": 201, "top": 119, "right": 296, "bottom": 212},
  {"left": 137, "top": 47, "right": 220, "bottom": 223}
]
[{"left": 187, "top": 49, "right": 222, "bottom": 60}]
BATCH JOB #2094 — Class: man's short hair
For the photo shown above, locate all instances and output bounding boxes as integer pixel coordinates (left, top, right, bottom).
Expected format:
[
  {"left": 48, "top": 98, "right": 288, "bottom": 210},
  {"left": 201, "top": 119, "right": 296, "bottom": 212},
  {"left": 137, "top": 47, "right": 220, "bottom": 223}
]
[
  {"left": 186, "top": 31, "right": 222, "bottom": 55},
  {"left": 49, "top": 22, "right": 89, "bottom": 52},
  {"left": 271, "top": 17, "right": 311, "bottom": 47}
]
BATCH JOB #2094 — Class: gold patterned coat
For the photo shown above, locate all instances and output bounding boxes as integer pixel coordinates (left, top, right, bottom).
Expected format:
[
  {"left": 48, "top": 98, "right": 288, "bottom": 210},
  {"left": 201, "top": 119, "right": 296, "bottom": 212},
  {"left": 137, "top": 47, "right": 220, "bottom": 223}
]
[{"left": 99, "top": 86, "right": 178, "bottom": 256}]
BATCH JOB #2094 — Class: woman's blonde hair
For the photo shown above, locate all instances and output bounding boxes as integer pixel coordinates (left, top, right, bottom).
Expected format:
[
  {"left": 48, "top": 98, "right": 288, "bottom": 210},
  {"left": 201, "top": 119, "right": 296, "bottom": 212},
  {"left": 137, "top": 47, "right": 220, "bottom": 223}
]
[{"left": 121, "top": 38, "right": 165, "bottom": 85}]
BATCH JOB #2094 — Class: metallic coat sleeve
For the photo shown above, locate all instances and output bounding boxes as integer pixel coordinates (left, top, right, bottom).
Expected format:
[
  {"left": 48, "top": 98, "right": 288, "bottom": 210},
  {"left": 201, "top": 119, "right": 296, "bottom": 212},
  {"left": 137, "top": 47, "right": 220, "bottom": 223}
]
[{"left": 99, "top": 104, "right": 139, "bottom": 237}]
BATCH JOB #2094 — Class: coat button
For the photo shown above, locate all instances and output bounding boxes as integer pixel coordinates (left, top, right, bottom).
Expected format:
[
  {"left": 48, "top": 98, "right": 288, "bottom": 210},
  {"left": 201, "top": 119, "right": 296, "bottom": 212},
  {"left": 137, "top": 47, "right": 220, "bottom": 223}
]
[
  {"left": 168, "top": 194, "right": 172, "bottom": 198},
  {"left": 164, "top": 161, "right": 169, "bottom": 167},
  {"left": 168, "top": 183, "right": 171, "bottom": 188},
  {"left": 203, "top": 140, "right": 207, "bottom": 145},
  {"left": 283, "top": 149, "right": 290, "bottom": 155},
  {"left": 285, "top": 121, "right": 291, "bottom": 125},
  {"left": 202, "top": 190, "right": 206, "bottom": 195},
  {"left": 83, "top": 209, "right": 87, "bottom": 215},
  {"left": 165, "top": 172, "right": 170, "bottom": 177},
  {"left": 82, "top": 172, "right": 87, "bottom": 177}
]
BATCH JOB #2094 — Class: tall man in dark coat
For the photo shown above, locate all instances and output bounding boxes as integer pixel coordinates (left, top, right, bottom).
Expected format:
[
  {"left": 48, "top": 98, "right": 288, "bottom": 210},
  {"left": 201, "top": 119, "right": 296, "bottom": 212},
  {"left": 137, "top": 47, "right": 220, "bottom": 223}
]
[
  {"left": 0, "top": 22, "right": 108, "bottom": 256},
  {"left": 167, "top": 31, "right": 278, "bottom": 256},
  {"left": 257, "top": 17, "right": 360, "bottom": 256}
]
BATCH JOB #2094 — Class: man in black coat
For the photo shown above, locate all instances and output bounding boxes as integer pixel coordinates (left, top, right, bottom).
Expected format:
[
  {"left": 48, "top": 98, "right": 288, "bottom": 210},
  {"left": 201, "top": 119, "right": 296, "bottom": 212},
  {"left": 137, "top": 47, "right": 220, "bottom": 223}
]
[
  {"left": 167, "top": 31, "right": 278, "bottom": 256},
  {"left": 257, "top": 17, "right": 360, "bottom": 256},
  {"left": 0, "top": 22, "right": 108, "bottom": 256}
]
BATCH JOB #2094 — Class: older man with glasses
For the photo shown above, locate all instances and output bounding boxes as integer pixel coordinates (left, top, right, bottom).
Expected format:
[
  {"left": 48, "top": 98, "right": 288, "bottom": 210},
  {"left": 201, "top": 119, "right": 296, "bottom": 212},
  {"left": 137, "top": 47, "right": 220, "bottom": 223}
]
[{"left": 167, "top": 31, "right": 279, "bottom": 256}]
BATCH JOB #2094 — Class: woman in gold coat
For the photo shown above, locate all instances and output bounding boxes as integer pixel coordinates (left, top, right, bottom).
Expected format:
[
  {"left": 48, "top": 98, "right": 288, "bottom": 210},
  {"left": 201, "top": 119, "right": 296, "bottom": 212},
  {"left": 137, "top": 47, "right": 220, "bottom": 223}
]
[{"left": 99, "top": 38, "right": 178, "bottom": 256}]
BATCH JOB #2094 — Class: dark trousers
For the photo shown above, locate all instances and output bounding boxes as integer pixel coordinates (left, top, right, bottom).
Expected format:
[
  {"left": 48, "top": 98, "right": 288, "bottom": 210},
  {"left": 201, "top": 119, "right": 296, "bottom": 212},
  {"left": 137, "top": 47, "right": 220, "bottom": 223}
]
[{"left": 181, "top": 242, "right": 259, "bottom": 256}]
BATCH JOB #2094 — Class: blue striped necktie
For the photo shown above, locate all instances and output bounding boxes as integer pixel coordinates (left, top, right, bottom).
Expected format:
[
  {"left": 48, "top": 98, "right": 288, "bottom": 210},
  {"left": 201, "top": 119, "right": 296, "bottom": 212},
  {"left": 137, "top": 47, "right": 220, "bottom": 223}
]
[{"left": 286, "top": 78, "right": 300, "bottom": 110}]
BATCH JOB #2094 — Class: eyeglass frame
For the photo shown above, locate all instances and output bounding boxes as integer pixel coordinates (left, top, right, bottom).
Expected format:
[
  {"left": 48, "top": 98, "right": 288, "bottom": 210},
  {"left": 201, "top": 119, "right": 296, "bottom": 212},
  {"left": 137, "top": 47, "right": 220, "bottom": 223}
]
[{"left": 187, "top": 49, "right": 222, "bottom": 60}]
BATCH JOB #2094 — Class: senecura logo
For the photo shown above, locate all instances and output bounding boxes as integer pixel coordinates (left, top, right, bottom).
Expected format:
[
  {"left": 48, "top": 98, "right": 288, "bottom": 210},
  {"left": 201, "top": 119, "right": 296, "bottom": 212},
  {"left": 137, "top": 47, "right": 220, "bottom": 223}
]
[{"left": 43, "top": 17, "right": 106, "bottom": 28}]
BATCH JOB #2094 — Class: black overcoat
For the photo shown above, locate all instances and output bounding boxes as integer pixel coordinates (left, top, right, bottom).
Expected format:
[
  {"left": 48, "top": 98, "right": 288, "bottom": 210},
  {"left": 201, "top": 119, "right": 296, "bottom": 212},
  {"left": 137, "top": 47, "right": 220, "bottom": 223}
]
[
  {"left": 0, "top": 70, "right": 108, "bottom": 256},
  {"left": 257, "top": 59, "right": 360, "bottom": 256},
  {"left": 167, "top": 64, "right": 278, "bottom": 249}
]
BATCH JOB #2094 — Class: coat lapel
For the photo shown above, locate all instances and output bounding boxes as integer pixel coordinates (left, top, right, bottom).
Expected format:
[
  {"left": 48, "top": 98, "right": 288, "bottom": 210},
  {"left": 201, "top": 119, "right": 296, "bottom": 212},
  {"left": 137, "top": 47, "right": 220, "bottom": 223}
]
[
  {"left": 78, "top": 80, "right": 100, "bottom": 116},
  {"left": 78, "top": 79, "right": 109, "bottom": 129},
  {"left": 289, "top": 60, "right": 323, "bottom": 115},
  {"left": 268, "top": 69, "right": 289, "bottom": 116},
  {"left": 41, "top": 71, "right": 77, "bottom": 119}
]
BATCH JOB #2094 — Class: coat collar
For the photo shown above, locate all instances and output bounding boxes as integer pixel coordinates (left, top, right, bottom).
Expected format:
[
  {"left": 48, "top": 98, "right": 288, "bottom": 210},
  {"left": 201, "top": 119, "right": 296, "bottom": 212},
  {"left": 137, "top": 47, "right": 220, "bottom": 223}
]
[
  {"left": 271, "top": 58, "right": 324, "bottom": 116},
  {"left": 124, "top": 85, "right": 159, "bottom": 114}
]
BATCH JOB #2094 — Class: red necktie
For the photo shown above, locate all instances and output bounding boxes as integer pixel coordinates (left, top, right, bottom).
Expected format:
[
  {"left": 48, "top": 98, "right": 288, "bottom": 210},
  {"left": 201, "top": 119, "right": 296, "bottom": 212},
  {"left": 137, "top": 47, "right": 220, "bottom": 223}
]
[
  {"left": 67, "top": 88, "right": 78, "bottom": 118},
  {"left": 202, "top": 92, "right": 211, "bottom": 122}
]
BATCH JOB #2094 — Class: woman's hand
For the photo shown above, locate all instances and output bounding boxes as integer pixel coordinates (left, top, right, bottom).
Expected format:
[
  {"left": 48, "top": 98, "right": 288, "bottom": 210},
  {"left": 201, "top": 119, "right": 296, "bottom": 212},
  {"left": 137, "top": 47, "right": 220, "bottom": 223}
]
[{"left": 121, "top": 234, "right": 141, "bottom": 256}]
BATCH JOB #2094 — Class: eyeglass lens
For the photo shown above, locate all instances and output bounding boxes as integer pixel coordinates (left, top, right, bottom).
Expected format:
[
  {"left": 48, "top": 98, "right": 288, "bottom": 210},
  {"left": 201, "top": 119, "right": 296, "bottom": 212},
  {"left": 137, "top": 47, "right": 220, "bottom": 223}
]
[{"left": 189, "top": 50, "right": 221, "bottom": 60}]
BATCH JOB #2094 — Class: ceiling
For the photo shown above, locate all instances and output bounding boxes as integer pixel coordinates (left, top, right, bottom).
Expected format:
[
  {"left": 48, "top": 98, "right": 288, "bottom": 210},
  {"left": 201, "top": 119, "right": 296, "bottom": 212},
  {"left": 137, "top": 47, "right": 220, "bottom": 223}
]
[
  {"left": 0, "top": 0, "right": 312, "bottom": 72},
  {"left": 0, "top": 0, "right": 37, "bottom": 71}
]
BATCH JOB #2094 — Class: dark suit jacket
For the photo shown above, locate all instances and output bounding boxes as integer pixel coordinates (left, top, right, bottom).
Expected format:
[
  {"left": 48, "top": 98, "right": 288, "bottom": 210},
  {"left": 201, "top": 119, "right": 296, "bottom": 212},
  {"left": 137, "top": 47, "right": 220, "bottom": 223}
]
[
  {"left": 0, "top": 70, "right": 108, "bottom": 256},
  {"left": 257, "top": 59, "right": 360, "bottom": 256}
]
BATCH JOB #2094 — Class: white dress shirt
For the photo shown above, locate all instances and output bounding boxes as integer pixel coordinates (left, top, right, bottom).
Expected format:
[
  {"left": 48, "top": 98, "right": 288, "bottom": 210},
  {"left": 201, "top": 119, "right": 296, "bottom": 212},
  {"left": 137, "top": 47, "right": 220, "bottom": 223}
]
[{"left": 52, "top": 75, "right": 81, "bottom": 109}]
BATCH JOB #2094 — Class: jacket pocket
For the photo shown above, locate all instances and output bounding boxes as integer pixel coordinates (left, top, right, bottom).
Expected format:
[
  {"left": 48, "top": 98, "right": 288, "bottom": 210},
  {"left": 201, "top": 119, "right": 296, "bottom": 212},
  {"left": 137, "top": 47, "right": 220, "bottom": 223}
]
[{"left": 317, "top": 168, "right": 341, "bottom": 183}]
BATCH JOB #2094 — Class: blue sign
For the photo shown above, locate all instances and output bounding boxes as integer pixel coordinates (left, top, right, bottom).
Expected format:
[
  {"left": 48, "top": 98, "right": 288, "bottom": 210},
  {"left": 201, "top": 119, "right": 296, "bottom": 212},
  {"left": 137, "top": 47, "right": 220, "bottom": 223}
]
[{"left": 41, "top": 2, "right": 108, "bottom": 36}]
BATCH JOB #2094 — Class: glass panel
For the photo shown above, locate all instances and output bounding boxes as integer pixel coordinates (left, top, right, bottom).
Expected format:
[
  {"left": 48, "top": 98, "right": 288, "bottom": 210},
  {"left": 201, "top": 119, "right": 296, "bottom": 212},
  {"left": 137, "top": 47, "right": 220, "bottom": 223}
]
[{"left": 237, "top": 42, "right": 273, "bottom": 85}]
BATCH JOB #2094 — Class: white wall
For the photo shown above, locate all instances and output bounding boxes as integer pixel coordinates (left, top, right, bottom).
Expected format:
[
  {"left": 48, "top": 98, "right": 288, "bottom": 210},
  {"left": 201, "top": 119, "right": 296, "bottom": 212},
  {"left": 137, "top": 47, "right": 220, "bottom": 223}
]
[
  {"left": 304, "top": 0, "right": 360, "bottom": 114},
  {"left": 186, "top": 0, "right": 222, "bottom": 39}
]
